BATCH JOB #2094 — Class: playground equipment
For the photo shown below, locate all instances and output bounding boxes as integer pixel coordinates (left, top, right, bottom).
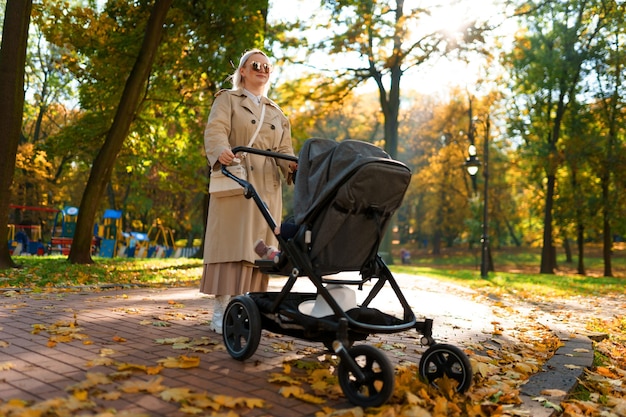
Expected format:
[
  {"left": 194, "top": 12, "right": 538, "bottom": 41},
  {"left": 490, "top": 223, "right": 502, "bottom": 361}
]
[
  {"left": 48, "top": 206, "right": 99, "bottom": 255},
  {"left": 120, "top": 230, "right": 150, "bottom": 258},
  {"left": 173, "top": 238, "right": 202, "bottom": 258},
  {"left": 49, "top": 206, "right": 79, "bottom": 255},
  {"left": 147, "top": 219, "right": 176, "bottom": 258},
  {"left": 99, "top": 209, "right": 123, "bottom": 258},
  {"left": 8, "top": 205, "right": 55, "bottom": 256}
]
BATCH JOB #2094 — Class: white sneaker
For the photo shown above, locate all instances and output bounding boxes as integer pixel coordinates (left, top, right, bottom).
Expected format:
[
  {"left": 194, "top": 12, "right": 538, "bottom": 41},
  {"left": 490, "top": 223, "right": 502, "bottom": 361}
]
[
  {"left": 209, "top": 319, "right": 222, "bottom": 335},
  {"left": 209, "top": 295, "right": 231, "bottom": 335}
]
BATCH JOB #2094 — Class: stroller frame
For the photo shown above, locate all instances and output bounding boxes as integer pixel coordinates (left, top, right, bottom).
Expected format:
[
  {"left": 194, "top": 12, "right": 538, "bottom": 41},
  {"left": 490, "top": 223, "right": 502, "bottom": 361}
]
[{"left": 218, "top": 141, "right": 472, "bottom": 407}]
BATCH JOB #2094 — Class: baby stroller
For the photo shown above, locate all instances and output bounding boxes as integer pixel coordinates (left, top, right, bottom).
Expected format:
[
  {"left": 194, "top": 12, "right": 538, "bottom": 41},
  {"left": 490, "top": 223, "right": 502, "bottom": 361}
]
[{"left": 218, "top": 138, "right": 472, "bottom": 407}]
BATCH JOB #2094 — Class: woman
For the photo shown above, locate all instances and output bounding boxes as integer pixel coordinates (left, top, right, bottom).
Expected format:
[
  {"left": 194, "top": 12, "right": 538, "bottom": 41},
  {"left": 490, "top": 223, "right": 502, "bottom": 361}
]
[{"left": 201, "top": 49, "right": 297, "bottom": 334}]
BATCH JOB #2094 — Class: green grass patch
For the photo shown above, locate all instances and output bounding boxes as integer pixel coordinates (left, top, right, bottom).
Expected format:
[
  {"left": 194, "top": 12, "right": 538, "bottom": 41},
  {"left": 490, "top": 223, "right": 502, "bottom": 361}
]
[
  {"left": 0, "top": 256, "right": 203, "bottom": 291},
  {"left": 401, "top": 246, "right": 626, "bottom": 272},
  {"left": 391, "top": 265, "right": 626, "bottom": 298}
]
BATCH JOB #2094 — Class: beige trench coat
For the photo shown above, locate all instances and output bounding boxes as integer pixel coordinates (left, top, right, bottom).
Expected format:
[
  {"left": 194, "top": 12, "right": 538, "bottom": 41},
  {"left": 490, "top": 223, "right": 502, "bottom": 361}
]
[{"left": 203, "top": 88, "right": 295, "bottom": 265}]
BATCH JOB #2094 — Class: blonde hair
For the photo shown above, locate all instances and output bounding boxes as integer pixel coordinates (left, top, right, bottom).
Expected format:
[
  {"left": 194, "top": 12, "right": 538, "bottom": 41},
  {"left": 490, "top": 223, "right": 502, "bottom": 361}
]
[{"left": 231, "top": 49, "right": 271, "bottom": 95}]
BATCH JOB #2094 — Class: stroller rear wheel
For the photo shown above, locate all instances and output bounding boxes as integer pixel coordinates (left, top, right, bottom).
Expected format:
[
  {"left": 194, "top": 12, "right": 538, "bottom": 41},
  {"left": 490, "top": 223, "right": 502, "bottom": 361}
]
[
  {"left": 418, "top": 343, "right": 472, "bottom": 392},
  {"left": 223, "top": 295, "right": 262, "bottom": 361},
  {"left": 337, "top": 345, "right": 394, "bottom": 407}
]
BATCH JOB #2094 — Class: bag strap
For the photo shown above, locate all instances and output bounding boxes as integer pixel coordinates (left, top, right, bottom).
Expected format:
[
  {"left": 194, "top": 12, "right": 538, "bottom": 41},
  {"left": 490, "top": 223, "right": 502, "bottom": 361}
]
[
  {"left": 233, "top": 103, "right": 266, "bottom": 164},
  {"left": 246, "top": 104, "right": 266, "bottom": 148}
]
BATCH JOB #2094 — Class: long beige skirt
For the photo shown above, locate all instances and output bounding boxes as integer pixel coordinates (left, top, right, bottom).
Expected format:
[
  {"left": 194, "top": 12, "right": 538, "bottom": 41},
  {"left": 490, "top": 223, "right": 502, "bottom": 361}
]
[{"left": 199, "top": 261, "right": 269, "bottom": 296}]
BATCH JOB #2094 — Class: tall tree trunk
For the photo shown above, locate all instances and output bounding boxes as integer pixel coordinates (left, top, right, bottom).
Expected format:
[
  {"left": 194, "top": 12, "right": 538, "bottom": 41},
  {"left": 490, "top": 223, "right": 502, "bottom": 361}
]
[
  {"left": 374, "top": 0, "right": 403, "bottom": 263},
  {"left": 570, "top": 167, "right": 585, "bottom": 274},
  {"left": 601, "top": 174, "right": 613, "bottom": 277},
  {"left": 505, "top": 218, "right": 521, "bottom": 247},
  {"left": 576, "top": 220, "right": 585, "bottom": 275},
  {"left": 562, "top": 234, "right": 572, "bottom": 263},
  {"left": 0, "top": 0, "right": 33, "bottom": 269},
  {"left": 69, "top": 0, "right": 173, "bottom": 264},
  {"left": 540, "top": 174, "right": 557, "bottom": 273}
]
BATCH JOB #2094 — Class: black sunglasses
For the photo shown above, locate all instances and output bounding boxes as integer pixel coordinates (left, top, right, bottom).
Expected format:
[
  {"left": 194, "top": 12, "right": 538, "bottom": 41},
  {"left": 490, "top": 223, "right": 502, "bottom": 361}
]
[{"left": 250, "top": 60, "right": 273, "bottom": 74}]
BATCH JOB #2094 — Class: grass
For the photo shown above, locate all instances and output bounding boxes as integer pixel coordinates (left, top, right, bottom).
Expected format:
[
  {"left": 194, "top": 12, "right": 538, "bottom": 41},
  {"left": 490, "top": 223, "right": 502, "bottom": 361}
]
[
  {"left": 390, "top": 245, "right": 626, "bottom": 298},
  {"left": 402, "top": 246, "right": 626, "bottom": 272},
  {"left": 0, "top": 256, "right": 203, "bottom": 290},
  {"left": 391, "top": 264, "right": 626, "bottom": 298}
]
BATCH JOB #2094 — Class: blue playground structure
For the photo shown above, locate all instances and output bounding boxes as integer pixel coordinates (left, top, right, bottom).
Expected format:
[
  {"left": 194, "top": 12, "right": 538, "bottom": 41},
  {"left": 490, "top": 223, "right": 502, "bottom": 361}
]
[
  {"left": 49, "top": 206, "right": 79, "bottom": 255},
  {"left": 98, "top": 209, "right": 123, "bottom": 257}
]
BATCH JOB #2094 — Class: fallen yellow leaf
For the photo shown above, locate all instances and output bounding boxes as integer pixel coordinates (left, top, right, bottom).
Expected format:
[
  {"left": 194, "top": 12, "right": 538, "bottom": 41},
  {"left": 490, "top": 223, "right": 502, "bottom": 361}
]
[
  {"left": 117, "top": 363, "right": 147, "bottom": 372},
  {"left": 158, "top": 355, "right": 200, "bottom": 369},
  {"left": 97, "top": 391, "right": 122, "bottom": 400},
  {"left": 541, "top": 389, "right": 568, "bottom": 397},
  {"left": 99, "top": 348, "right": 115, "bottom": 356},
  {"left": 0, "top": 362, "right": 14, "bottom": 371},
  {"left": 119, "top": 376, "right": 165, "bottom": 394},
  {"left": 73, "top": 389, "right": 89, "bottom": 401},
  {"left": 160, "top": 387, "right": 192, "bottom": 402},
  {"left": 279, "top": 386, "right": 325, "bottom": 404}
]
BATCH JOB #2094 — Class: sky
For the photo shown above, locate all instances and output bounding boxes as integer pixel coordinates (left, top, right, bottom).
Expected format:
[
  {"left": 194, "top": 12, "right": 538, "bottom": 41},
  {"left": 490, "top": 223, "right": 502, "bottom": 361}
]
[{"left": 266, "top": 0, "right": 519, "bottom": 97}]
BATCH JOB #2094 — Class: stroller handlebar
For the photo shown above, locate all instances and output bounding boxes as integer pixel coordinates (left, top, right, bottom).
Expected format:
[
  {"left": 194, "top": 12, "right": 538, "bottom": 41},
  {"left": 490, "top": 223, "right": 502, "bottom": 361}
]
[{"left": 231, "top": 146, "right": 299, "bottom": 163}]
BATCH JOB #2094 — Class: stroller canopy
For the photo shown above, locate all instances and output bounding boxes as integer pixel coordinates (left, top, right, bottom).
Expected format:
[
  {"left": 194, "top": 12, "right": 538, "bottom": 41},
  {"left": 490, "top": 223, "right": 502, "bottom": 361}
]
[
  {"left": 294, "top": 138, "right": 407, "bottom": 224},
  {"left": 293, "top": 138, "right": 411, "bottom": 273}
]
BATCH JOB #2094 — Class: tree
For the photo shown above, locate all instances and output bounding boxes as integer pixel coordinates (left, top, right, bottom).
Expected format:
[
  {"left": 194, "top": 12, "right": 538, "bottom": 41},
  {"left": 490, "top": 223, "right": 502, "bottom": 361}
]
[
  {"left": 29, "top": 0, "right": 268, "bottom": 253},
  {"left": 587, "top": 0, "right": 626, "bottom": 277},
  {"left": 275, "top": 0, "right": 486, "bottom": 159},
  {"left": 271, "top": 0, "right": 487, "bottom": 262},
  {"left": 505, "top": 0, "right": 602, "bottom": 274},
  {"left": 0, "top": 0, "right": 33, "bottom": 269},
  {"left": 69, "top": 0, "right": 173, "bottom": 264}
]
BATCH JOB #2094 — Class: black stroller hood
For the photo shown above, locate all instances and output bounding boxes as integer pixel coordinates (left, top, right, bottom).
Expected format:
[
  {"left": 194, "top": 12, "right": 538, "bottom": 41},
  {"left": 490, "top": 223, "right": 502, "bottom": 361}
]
[{"left": 293, "top": 138, "right": 412, "bottom": 274}]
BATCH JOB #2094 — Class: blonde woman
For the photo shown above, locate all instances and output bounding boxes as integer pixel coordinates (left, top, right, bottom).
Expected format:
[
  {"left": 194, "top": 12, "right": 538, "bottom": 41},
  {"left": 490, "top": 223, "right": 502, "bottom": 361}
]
[{"left": 201, "top": 49, "right": 297, "bottom": 334}]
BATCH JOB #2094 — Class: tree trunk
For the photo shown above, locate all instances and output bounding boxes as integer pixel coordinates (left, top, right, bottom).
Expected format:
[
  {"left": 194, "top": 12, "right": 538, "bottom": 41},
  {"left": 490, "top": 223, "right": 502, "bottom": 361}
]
[
  {"left": 576, "top": 221, "right": 585, "bottom": 275},
  {"left": 540, "top": 174, "right": 557, "bottom": 273},
  {"left": 69, "top": 0, "right": 173, "bottom": 264},
  {"left": 601, "top": 175, "right": 613, "bottom": 277},
  {"left": 562, "top": 234, "right": 572, "bottom": 263},
  {"left": 371, "top": 0, "right": 404, "bottom": 263},
  {"left": 571, "top": 167, "right": 585, "bottom": 275},
  {"left": 0, "top": 0, "right": 33, "bottom": 269},
  {"left": 432, "top": 229, "right": 441, "bottom": 256},
  {"left": 505, "top": 218, "right": 521, "bottom": 247}
]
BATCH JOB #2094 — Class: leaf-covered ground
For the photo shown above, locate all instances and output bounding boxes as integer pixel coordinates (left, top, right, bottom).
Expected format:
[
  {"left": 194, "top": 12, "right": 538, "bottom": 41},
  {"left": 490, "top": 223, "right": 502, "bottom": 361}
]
[{"left": 0, "top": 257, "right": 624, "bottom": 416}]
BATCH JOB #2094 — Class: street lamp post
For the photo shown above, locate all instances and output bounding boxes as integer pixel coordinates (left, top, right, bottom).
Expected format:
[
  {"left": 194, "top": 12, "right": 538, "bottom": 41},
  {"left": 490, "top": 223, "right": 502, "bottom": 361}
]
[{"left": 464, "top": 117, "right": 491, "bottom": 279}]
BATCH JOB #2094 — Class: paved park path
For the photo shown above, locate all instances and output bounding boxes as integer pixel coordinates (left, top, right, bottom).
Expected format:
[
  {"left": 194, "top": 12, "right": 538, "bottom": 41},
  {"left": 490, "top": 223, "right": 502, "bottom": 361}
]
[{"left": 1, "top": 273, "right": 619, "bottom": 416}]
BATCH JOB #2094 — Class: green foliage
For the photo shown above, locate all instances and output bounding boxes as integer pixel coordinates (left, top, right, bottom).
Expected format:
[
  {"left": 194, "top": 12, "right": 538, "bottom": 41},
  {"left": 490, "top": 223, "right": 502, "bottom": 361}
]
[{"left": 15, "top": 0, "right": 270, "bottom": 247}]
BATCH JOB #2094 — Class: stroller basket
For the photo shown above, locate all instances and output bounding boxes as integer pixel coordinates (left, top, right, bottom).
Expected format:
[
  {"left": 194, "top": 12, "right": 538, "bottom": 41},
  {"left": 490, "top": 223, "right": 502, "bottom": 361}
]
[{"left": 218, "top": 138, "right": 473, "bottom": 407}]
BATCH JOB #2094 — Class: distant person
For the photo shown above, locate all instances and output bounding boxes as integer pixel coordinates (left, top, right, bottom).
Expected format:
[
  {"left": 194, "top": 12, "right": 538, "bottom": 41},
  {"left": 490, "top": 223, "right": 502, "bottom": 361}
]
[
  {"left": 14, "top": 229, "right": 30, "bottom": 253},
  {"left": 401, "top": 248, "right": 410, "bottom": 264},
  {"left": 200, "top": 49, "right": 297, "bottom": 334}
]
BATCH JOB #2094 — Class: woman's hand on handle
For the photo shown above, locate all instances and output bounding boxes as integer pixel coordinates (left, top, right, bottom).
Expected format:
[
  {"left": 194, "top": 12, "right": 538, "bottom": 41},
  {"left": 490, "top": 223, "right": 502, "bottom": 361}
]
[{"left": 218, "top": 149, "right": 237, "bottom": 165}]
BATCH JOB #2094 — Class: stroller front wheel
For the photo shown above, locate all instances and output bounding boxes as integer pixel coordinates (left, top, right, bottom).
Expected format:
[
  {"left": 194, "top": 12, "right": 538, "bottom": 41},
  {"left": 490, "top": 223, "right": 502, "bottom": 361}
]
[
  {"left": 337, "top": 345, "right": 394, "bottom": 407},
  {"left": 418, "top": 343, "right": 473, "bottom": 392},
  {"left": 223, "top": 295, "right": 262, "bottom": 361}
]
